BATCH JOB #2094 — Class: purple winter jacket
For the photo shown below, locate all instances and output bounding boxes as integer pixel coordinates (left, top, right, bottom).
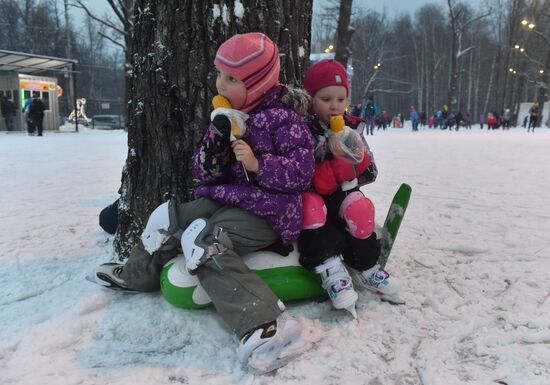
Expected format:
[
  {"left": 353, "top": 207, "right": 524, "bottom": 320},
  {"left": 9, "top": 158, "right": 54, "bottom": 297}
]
[{"left": 193, "top": 86, "right": 315, "bottom": 245}]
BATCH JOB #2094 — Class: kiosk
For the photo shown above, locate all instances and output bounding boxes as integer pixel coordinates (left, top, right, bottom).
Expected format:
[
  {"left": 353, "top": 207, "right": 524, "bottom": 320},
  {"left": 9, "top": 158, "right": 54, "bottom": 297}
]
[{"left": 0, "top": 50, "right": 77, "bottom": 132}]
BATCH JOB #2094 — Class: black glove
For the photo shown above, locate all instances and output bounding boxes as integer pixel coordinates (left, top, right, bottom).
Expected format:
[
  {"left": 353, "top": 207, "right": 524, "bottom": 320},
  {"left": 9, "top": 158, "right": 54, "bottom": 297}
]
[
  {"left": 203, "top": 114, "right": 232, "bottom": 158},
  {"left": 212, "top": 114, "right": 232, "bottom": 144}
]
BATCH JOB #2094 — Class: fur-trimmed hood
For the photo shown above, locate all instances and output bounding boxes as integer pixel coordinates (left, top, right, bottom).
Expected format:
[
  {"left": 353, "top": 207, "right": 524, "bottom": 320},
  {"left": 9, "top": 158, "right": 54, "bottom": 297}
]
[{"left": 281, "top": 86, "right": 310, "bottom": 116}]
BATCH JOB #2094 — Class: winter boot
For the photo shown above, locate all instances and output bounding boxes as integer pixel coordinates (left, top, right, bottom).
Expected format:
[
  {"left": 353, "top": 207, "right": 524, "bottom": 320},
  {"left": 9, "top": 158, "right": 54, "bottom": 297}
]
[
  {"left": 88, "top": 262, "right": 135, "bottom": 291},
  {"left": 237, "top": 312, "right": 309, "bottom": 374},
  {"left": 314, "top": 256, "right": 358, "bottom": 316},
  {"left": 352, "top": 264, "right": 403, "bottom": 304}
]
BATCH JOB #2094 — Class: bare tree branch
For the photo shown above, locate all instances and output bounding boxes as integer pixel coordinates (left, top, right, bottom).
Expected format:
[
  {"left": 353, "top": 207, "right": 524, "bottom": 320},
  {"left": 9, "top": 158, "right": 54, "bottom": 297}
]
[
  {"left": 368, "top": 88, "right": 416, "bottom": 94},
  {"left": 375, "top": 75, "right": 415, "bottom": 85},
  {"left": 99, "top": 31, "right": 125, "bottom": 49},
  {"left": 361, "top": 71, "right": 379, "bottom": 99},
  {"left": 72, "top": 0, "right": 127, "bottom": 37},
  {"left": 105, "top": 0, "right": 126, "bottom": 26},
  {"left": 457, "top": 46, "right": 475, "bottom": 59},
  {"left": 531, "top": 28, "right": 550, "bottom": 49}
]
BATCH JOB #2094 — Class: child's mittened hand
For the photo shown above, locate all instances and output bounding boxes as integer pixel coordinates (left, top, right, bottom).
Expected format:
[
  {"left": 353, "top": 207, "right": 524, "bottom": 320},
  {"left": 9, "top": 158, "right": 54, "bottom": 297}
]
[
  {"left": 328, "top": 133, "right": 347, "bottom": 157},
  {"left": 330, "top": 157, "right": 356, "bottom": 183},
  {"left": 232, "top": 140, "right": 259, "bottom": 173},
  {"left": 212, "top": 115, "right": 232, "bottom": 144},
  {"left": 328, "top": 127, "right": 365, "bottom": 164}
]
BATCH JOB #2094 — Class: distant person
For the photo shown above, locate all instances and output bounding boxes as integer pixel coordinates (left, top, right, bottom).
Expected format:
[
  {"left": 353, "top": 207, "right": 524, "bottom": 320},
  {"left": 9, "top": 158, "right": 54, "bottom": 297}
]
[
  {"left": 1, "top": 96, "right": 16, "bottom": 131},
  {"left": 486, "top": 113, "right": 497, "bottom": 130},
  {"left": 445, "top": 112, "right": 455, "bottom": 130},
  {"left": 502, "top": 108, "right": 511, "bottom": 130},
  {"left": 528, "top": 101, "right": 539, "bottom": 132},
  {"left": 428, "top": 114, "right": 435, "bottom": 128},
  {"left": 463, "top": 112, "right": 471, "bottom": 129},
  {"left": 454, "top": 111, "right": 464, "bottom": 131},
  {"left": 410, "top": 105, "right": 419, "bottom": 131},
  {"left": 522, "top": 116, "right": 528, "bottom": 128},
  {"left": 479, "top": 114, "right": 485, "bottom": 129},
  {"left": 419, "top": 111, "right": 427, "bottom": 127},
  {"left": 22, "top": 96, "right": 34, "bottom": 134},
  {"left": 362, "top": 95, "right": 376, "bottom": 135},
  {"left": 351, "top": 101, "right": 363, "bottom": 117},
  {"left": 28, "top": 94, "right": 46, "bottom": 136},
  {"left": 436, "top": 109, "right": 443, "bottom": 128}
]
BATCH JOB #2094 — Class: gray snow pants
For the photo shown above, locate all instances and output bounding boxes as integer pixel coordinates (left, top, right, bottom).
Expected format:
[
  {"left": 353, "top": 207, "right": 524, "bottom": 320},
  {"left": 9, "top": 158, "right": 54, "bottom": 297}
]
[{"left": 120, "top": 198, "right": 283, "bottom": 338}]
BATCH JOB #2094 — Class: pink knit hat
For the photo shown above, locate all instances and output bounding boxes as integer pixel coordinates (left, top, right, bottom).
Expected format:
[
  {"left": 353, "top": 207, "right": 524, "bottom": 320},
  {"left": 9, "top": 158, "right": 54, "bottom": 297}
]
[
  {"left": 304, "top": 59, "right": 349, "bottom": 97},
  {"left": 214, "top": 32, "right": 280, "bottom": 113}
]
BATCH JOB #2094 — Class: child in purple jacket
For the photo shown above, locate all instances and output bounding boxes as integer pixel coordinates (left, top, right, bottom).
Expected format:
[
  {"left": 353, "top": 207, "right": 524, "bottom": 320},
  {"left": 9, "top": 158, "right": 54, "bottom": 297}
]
[{"left": 91, "top": 33, "right": 315, "bottom": 374}]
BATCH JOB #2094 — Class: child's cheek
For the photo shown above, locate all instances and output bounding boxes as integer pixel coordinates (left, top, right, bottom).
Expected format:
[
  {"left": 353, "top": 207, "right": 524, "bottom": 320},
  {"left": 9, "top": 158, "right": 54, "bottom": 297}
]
[{"left": 226, "top": 88, "right": 247, "bottom": 110}]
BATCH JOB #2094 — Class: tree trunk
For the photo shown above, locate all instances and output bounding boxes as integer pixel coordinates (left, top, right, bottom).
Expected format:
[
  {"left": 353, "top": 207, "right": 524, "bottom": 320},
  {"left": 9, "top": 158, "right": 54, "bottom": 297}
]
[
  {"left": 334, "top": 0, "right": 354, "bottom": 67},
  {"left": 483, "top": 53, "right": 497, "bottom": 116},
  {"left": 466, "top": 47, "right": 473, "bottom": 114},
  {"left": 536, "top": 50, "right": 550, "bottom": 127},
  {"left": 114, "top": 0, "right": 313, "bottom": 258},
  {"left": 447, "top": 9, "right": 459, "bottom": 110}
]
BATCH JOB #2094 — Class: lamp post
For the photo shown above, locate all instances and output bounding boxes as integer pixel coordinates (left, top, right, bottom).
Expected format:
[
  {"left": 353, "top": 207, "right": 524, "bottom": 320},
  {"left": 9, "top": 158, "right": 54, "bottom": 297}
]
[{"left": 519, "top": 18, "right": 550, "bottom": 127}]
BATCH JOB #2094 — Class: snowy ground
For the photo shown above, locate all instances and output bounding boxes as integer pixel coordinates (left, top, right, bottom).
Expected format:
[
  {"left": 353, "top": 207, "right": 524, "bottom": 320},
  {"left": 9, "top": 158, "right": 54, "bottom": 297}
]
[{"left": 1, "top": 125, "right": 549, "bottom": 385}]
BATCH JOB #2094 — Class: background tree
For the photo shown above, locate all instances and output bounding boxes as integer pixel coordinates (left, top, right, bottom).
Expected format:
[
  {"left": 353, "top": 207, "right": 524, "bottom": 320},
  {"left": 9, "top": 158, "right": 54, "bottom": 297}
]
[
  {"left": 114, "top": 0, "right": 313, "bottom": 257},
  {"left": 446, "top": 0, "right": 489, "bottom": 110},
  {"left": 334, "top": 0, "right": 354, "bottom": 67}
]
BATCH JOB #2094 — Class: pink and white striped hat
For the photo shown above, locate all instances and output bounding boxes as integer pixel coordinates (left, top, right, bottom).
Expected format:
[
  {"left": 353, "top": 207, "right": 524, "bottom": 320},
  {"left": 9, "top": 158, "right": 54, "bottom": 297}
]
[{"left": 214, "top": 32, "right": 280, "bottom": 113}]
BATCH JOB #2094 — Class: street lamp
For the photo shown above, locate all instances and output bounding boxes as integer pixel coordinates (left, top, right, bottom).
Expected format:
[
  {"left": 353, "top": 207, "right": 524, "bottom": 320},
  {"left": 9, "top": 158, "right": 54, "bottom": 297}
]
[
  {"left": 521, "top": 19, "right": 536, "bottom": 29},
  {"left": 540, "top": 69, "right": 545, "bottom": 74},
  {"left": 324, "top": 44, "right": 334, "bottom": 53}
]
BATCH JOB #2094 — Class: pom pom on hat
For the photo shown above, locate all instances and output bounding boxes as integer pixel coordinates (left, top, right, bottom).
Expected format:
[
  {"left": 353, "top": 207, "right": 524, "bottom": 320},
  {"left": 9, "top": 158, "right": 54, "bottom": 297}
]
[
  {"left": 215, "top": 32, "right": 280, "bottom": 112},
  {"left": 304, "top": 59, "right": 349, "bottom": 97}
]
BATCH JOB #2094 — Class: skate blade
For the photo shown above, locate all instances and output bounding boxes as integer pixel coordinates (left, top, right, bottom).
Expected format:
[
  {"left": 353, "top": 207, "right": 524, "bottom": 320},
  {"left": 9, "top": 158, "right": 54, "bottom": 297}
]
[
  {"left": 345, "top": 305, "right": 358, "bottom": 319},
  {"left": 248, "top": 338, "right": 311, "bottom": 375},
  {"left": 377, "top": 292, "right": 406, "bottom": 305}
]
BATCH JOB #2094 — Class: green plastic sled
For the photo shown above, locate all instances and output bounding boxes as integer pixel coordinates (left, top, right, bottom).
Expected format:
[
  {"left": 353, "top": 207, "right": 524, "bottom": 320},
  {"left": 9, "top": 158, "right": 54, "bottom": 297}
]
[{"left": 160, "top": 246, "right": 325, "bottom": 309}]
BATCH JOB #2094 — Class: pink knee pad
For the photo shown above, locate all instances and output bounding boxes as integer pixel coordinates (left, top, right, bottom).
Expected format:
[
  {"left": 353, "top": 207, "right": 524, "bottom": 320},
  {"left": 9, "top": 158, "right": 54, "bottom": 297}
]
[
  {"left": 302, "top": 192, "right": 327, "bottom": 229},
  {"left": 339, "top": 191, "right": 375, "bottom": 239}
]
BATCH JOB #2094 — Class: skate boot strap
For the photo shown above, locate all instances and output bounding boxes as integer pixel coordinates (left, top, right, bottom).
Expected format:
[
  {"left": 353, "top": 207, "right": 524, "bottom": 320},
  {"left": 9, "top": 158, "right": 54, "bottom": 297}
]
[
  {"left": 182, "top": 218, "right": 233, "bottom": 272},
  {"left": 313, "top": 255, "right": 345, "bottom": 274}
]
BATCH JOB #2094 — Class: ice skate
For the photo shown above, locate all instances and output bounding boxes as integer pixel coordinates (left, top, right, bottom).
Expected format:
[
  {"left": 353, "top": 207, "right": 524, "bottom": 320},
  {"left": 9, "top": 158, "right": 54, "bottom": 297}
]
[
  {"left": 315, "top": 256, "right": 358, "bottom": 316},
  {"left": 352, "top": 264, "right": 404, "bottom": 304},
  {"left": 86, "top": 262, "right": 136, "bottom": 292},
  {"left": 238, "top": 312, "right": 310, "bottom": 374}
]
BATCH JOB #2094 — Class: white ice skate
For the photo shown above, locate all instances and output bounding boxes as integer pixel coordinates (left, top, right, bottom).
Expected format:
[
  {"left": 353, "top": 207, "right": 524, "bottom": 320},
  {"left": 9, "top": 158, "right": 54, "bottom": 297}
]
[
  {"left": 315, "top": 256, "right": 358, "bottom": 317},
  {"left": 238, "top": 312, "right": 310, "bottom": 374},
  {"left": 352, "top": 264, "right": 404, "bottom": 304},
  {"left": 86, "top": 262, "right": 136, "bottom": 292}
]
